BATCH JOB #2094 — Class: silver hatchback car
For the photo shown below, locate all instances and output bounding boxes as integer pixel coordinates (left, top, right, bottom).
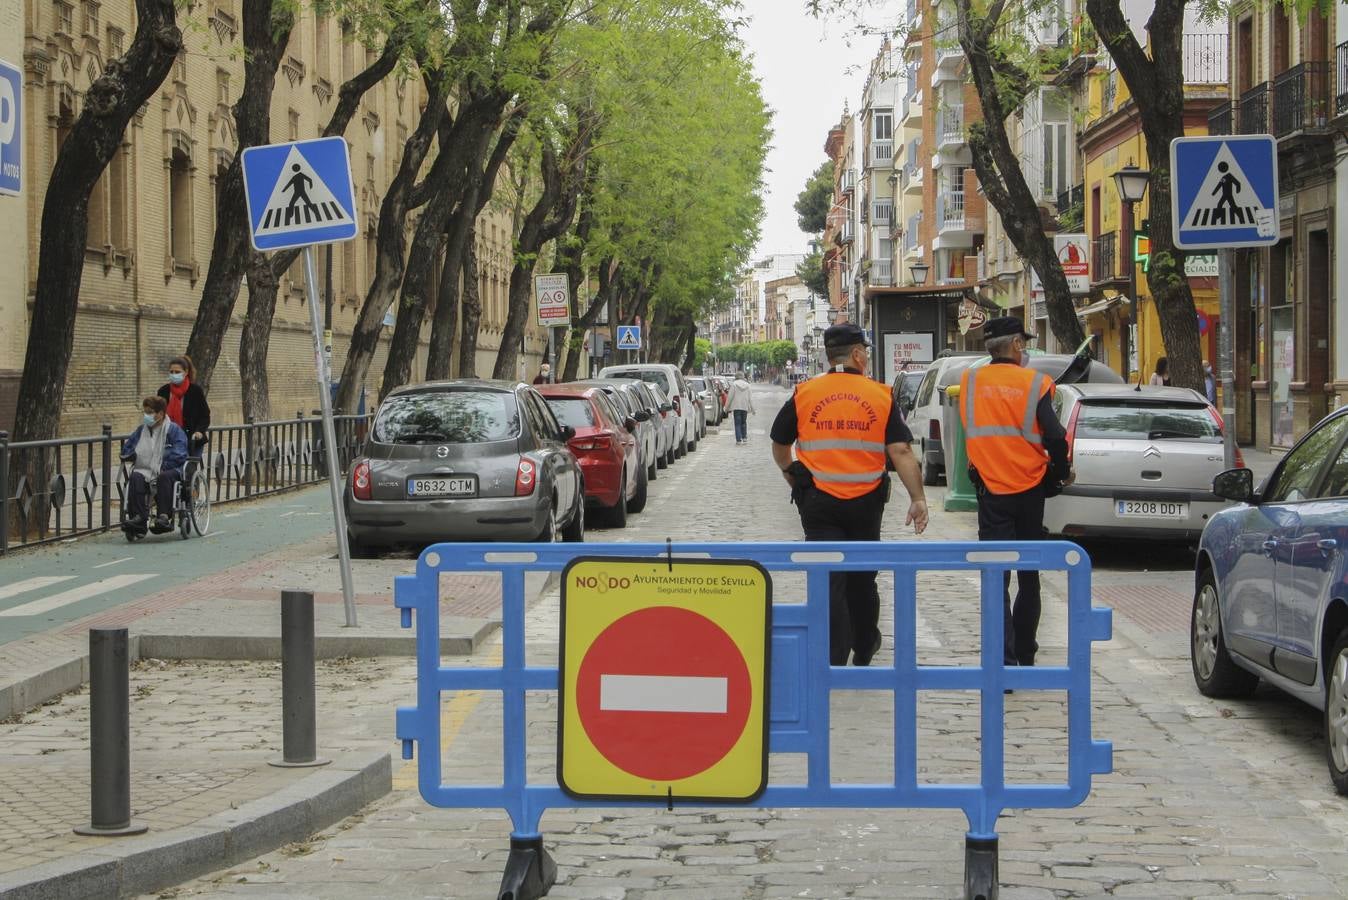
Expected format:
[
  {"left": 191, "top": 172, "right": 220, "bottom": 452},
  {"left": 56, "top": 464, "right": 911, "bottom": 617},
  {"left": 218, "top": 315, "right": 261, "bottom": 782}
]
[
  {"left": 344, "top": 380, "right": 585, "bottom": 555},
  {"left": 1044, "top": 384, "right": 1236, "bottom": 542}
]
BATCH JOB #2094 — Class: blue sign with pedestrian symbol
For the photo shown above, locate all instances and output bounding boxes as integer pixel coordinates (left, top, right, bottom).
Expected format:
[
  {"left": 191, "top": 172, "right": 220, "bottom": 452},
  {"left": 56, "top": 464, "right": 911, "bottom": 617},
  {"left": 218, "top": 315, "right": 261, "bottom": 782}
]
[
  {"left": 616, "top": 325, "right": 641, "bottom": 350},
  {"left": 241, "top": 137, "right": 358, "bottom": 252},
  {"left": 1170, "top": 135, "right": 1278, "bottom": 250},
  {"left": 0, "top": 59, "right": 22, "bottom": 197}
]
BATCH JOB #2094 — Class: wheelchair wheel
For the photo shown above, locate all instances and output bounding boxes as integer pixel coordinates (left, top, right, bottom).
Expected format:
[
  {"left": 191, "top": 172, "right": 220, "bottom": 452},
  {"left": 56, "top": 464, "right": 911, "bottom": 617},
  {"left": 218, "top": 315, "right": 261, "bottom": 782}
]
[{"left": 190, "top": 468, "right": 210, "bottom": 535}]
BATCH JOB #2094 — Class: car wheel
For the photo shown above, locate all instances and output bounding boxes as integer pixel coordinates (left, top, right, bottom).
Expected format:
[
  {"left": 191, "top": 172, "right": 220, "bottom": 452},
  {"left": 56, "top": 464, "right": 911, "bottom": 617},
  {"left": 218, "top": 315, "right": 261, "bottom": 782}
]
[
  {"left": 535, "top": 503, "right": 560, "bottom": 542},
  {"left": 688, "top": 434, "right": 698, "bottom": 452},
  {"left": 347, "top": 533, "right": 376, "bottom": 559},
  {"left": 1190, "top": 565, "right": 1259, "bottom": 698},
  {"left": 648, "top": 457, "right": 658, "bottom": 481},
  {"left": 676, "top": 437, "right": 686, "bottom": 459},
  {"left": 561, "top": 497, "right": 585, "bottom": 542},
  {"left": 1326, "top": 628, "right": 1348, "bottom": 795},
  {"left": 656, "top": 449, "right": 668, "bottom": 470},
  {"left": 607, "top": 473, "right": 629, "bottom": 528},
  {"left": 627, "top": 465, "right": 648, "bottom": 514}
]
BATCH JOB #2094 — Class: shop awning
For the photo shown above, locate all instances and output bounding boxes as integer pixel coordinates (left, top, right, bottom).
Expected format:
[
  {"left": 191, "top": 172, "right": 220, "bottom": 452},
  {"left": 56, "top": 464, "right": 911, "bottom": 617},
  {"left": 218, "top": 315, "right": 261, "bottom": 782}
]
[{"left": 1075, "top": 296, "right": 1124, "bottom": 319}]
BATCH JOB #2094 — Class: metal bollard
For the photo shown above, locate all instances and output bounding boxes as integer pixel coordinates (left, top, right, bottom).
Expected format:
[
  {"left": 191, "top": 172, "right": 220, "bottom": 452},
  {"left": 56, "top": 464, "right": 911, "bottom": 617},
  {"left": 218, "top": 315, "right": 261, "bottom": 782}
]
[
  {"left": 269, "top": 590, "right": 330, "bottom": 768},
  {"left": 74, "top": 628, "right": 148, "bottom": 836}
]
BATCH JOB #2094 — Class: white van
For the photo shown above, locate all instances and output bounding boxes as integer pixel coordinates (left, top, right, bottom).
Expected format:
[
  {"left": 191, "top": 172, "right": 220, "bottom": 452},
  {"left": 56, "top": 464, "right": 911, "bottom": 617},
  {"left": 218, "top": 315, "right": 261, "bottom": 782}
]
[
  {"left": 906, "top": 353, "right": 983, "bottom": 485},
  {"left": 597, "top": 363, "right": 699, "bottom": 456}
]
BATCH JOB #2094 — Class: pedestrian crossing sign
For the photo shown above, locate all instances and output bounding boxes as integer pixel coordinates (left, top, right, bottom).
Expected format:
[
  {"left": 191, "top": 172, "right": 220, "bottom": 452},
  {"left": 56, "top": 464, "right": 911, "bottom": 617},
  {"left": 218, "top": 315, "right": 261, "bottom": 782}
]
[
  {"left": 241, "top": 137, "right": 358, "bottom": 252},
  {"left": 1170, "top": 135, "right": 1278, "bottom": 250},
  {"left": 616, "top": 325, "right": 641, "bottom": 350}
]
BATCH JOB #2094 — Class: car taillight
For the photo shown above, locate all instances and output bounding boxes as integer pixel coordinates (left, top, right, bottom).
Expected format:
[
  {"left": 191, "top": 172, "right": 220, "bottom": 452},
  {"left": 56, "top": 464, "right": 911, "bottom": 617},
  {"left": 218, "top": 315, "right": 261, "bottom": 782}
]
[
  {"left": 1063, "top": 404, "right": 1082, "bottom": 461},
  {"left": 929, "top": 419, "right": 940, "bottom": 441},
  {"left": 572, "top": 433, "right": 615, "bottom": 452},
  {"left": 1205, "top": 406, "right": 1245, "bottom": 467},
  {"left": 351, "top": 460, "right": 372, "bottom": 500},
  {"left": 515, "top": 458, "right": 536, "bottom": 496},
  {"left": 673, "top": 396, "right": 681, "bottom": 416}
]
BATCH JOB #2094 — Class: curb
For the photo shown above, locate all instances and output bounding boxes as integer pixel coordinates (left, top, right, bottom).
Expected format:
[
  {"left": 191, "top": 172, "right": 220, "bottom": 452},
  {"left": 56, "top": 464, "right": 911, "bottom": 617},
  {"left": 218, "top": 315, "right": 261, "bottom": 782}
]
[{"left": 0, "top": 750, "right": 392, "bottom": 900}]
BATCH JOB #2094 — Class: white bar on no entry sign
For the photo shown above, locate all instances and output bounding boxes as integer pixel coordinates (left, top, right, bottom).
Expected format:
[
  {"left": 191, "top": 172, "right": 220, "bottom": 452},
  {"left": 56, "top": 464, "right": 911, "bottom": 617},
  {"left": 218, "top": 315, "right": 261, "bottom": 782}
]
[{"left": 599, "top": 674, "right": 728, "bottom": 714}]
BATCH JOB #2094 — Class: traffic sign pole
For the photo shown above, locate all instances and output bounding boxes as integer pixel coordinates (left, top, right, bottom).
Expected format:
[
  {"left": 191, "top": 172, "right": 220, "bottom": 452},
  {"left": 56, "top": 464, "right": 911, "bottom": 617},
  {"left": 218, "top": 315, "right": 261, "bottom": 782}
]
[
  {"left": 303, "top": 246, "right": 357, "bottom": 627},
  {"left": 1219, "top": 249, "right": 1236, "bottom": 469}
]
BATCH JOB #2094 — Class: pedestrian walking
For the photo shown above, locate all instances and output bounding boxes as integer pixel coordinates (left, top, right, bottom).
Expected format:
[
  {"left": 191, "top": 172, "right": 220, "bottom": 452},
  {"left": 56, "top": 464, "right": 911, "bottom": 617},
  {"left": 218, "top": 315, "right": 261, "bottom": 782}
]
[
  {"left": 770, "top": 323, "right": 929, "bottom": 667},
  {"left": 1149, "top": 357, "right": 1170, "bottom": 387},
  {"left": 726, "top": 374, "right": 755, "bottom": 444},
  {"left": 1202, "top": 360, "right": 1217, "bottom": 404},
  {"left": 532, "top": 363, "right": 551, "bottom": 385},
  {"left": 958, "top": 316, "right": 1073, "bottom": 669},
  {"left": 157, "top": 354, "right": 210, "bottom": 457}
]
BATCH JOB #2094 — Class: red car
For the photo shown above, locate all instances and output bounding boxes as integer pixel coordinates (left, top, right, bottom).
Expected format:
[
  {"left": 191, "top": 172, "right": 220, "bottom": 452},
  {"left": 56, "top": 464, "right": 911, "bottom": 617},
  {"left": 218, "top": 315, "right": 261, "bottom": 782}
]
[{"left": 538, "top": 383, "right": 646, "bottom": 527}]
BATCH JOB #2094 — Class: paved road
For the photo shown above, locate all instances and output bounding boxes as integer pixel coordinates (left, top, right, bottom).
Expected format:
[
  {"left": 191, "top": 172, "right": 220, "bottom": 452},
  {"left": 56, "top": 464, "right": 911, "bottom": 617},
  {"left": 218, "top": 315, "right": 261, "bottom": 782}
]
[{"left": 147, "top": 382, "right": 1348, "bottom": 899}]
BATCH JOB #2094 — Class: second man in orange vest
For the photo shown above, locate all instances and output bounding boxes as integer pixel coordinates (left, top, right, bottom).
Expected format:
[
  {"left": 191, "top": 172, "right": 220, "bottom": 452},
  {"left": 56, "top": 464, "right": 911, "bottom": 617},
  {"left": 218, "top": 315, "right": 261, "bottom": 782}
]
[{"left": 770, "top": 322, "right": 929, "bottom": 667}]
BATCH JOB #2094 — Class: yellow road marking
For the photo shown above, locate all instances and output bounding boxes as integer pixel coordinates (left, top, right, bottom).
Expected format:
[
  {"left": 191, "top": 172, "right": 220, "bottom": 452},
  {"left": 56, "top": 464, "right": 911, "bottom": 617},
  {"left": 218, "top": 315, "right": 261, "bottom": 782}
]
[{"left": 392, "top": 643, "right": 504, "bottom": 791}]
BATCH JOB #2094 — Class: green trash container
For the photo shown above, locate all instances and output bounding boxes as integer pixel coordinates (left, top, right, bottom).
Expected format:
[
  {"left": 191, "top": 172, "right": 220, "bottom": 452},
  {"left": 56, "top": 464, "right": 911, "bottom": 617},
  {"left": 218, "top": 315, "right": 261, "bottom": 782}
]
[{"left": 940, "top": 380, "right": 979, "bottom": 512}]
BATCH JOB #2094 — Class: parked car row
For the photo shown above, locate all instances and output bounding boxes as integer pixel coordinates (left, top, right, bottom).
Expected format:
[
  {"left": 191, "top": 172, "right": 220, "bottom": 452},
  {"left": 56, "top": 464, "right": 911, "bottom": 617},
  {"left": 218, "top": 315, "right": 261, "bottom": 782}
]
[{"left": 343, "top": 366, "right": 715, "bottom": 555}]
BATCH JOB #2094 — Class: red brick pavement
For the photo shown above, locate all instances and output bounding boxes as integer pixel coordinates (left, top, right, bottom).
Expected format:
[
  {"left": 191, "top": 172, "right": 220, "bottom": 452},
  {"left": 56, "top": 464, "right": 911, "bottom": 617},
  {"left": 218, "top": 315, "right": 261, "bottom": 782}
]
[{"left": 1092, "top": 583, "right": 1191, "bottom": 634}]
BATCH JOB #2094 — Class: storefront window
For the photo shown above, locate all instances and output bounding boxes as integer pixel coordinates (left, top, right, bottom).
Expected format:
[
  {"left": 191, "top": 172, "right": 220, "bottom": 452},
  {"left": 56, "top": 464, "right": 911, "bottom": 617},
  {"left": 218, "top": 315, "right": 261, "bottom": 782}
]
[{"left": 1271, "top": 305, "right": 1295, "bottom": 446}]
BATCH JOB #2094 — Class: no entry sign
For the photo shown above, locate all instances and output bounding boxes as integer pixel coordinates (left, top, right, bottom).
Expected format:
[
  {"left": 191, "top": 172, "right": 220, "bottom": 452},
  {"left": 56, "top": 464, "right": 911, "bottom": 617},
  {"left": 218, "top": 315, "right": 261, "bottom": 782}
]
[{"left": 559, "top": 557, "right": 771, "bottom": 803}]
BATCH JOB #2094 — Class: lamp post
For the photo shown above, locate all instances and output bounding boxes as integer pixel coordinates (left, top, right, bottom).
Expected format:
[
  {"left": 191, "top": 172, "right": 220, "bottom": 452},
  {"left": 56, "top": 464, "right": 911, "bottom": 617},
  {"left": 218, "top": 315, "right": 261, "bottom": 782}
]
[
  {"left": 1112, "top": 163, "right": 1149, "bottom": 383},
  {"left": 909, "top": 260, "right": 930, "bottom": 286}
]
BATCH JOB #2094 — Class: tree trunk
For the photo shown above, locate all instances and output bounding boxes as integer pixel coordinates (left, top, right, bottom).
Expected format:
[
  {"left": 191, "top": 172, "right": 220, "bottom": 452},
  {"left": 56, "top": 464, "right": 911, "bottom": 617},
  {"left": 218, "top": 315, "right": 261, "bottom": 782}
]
[
  {"left": 236, "top": 28, "right": 411, "bottom": 421},
  {"left": 11, "top": 0, "right": 182, "bottom": 444},
  {"left": 457, "top": 234, "right": 482, "bottom": 377},
  {"left": 682, "top": 321, "right": 698, "bottom": 372},
  {"left": 184, "top": 0, "right": 294, "bottom": 390},
  {"left": 333, "top": 76, "right": 450, "bottom": 413},
  {"left": 956, "top": 0, "right": 1084, "bottom": 352},
  {"left": 1087, "top": 0, "right": 1201, "bottom": 390}
]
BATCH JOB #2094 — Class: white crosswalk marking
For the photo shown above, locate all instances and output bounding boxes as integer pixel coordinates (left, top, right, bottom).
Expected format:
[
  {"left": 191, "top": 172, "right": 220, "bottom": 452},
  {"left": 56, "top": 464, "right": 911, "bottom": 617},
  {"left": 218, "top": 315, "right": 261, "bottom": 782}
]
[
  {"left": 0, "top": 573, "right": 157, "bottom": 617},
  {"left": 0, "top": 576, "right": 77, "bottom": 601}
]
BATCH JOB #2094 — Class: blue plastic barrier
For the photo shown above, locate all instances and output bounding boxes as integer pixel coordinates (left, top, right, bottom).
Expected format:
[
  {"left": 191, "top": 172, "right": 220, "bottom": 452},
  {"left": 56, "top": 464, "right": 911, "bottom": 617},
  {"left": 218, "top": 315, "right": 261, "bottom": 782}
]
[{"left": 394, "top": 540, "right": 1112, "bottom": 900}]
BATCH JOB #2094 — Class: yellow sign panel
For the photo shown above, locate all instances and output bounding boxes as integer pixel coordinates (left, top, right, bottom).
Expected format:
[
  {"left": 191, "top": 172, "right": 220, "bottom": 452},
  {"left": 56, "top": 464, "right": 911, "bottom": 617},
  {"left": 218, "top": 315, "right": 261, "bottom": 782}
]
[{"left": 558, "top": 557, "right": 771, "bottom": 803}]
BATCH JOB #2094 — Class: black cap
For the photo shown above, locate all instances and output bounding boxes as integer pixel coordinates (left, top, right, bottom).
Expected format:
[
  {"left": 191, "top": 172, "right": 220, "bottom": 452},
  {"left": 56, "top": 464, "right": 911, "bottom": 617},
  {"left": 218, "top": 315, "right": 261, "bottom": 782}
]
[
  {"left": 981, "top": 316, "right": 1035, "bottom": 342},
  {"left": 823, "top": 322, "right": 869, "bottom": 349}
]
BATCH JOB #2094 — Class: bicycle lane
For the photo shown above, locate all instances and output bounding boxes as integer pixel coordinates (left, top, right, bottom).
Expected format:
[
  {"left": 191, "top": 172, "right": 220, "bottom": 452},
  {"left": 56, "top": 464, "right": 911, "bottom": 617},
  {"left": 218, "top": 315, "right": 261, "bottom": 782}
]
[{"left": 0, "top": 485, "right": 343, "bottom": 647}]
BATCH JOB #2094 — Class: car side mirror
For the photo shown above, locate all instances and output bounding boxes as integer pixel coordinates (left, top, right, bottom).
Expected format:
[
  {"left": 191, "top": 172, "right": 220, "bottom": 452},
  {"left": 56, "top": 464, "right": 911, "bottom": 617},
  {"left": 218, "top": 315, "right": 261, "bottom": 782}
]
[
  {"left": 633, "top": 410, "right": 650, "bottom": 422},
  {"left": 624, "top": 417, "right": 637, "bottom": 433},
  {"left": 559, "top": 425, "right": 576, "bottom": 442},
  {"left": 1212, "top": 467, "right": 1254, "bottom": 503},
  {"left": 660, "top": 403, "right": 673, "bottom": 413}
]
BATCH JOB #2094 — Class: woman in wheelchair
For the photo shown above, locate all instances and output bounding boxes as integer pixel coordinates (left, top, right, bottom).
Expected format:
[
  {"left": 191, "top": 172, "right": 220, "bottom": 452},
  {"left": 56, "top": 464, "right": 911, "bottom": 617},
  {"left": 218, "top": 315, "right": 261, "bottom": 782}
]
[{"left": 121, "top": 396, "right": 189, "bottom": 535}]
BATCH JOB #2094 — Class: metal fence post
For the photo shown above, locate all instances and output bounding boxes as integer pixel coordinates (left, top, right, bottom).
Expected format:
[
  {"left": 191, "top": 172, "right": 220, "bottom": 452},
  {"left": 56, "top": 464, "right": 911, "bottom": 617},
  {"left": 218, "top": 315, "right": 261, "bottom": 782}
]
[
  {"left": 74, "top": 628, "right": 148, "bottom": 836},
  {"left": 101, "top": 425, "right": 112, "bottom": 531},
  {"left": 244, "top": 418, "right": 256, "bottom": 498},
  {"left": 1, "top": 430, "right": 9, "bottom": 555},
  {"left": 269, "top": 590, "right": 330, "bottom": 768}
]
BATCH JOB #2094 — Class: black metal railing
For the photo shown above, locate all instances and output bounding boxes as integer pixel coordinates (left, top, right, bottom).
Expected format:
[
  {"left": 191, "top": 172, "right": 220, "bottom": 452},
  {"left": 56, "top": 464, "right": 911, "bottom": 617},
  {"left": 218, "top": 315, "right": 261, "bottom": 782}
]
[
  {"left": 1272, "top": 61, "right": 1332, "bottom": 137},
  {"left": 1056, "top": 183, "right": 1084, "bottom": 214},
  {"left": 1, "top": 413, "right": 370, "bottom": 555},
  {"left": 1337, "top": 40, "right": 1348, "bottom": 116},
  {"left": 1237, "top": 82, "right": 1269, "bottom": 134},
  {"left": 1093, "top": 231, "right": 1117, "bottom": 283},
  {"left": 1208, "top": 100, "right": 1233, "bottom": 135}
]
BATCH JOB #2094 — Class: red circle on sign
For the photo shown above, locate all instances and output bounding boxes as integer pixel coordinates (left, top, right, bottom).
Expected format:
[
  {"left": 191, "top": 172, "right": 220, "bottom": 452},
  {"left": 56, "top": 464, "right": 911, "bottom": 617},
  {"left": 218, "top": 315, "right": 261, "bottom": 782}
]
[{"left": 575, "top": 606, "right": 752, "bottom": 782}]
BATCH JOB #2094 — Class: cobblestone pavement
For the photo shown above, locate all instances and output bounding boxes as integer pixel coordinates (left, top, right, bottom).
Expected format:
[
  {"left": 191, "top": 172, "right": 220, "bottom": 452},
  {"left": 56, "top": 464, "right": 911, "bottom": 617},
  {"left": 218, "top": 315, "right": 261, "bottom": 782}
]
[{"left": 52, "top": 384, "right": 1346, "bottom": 897}]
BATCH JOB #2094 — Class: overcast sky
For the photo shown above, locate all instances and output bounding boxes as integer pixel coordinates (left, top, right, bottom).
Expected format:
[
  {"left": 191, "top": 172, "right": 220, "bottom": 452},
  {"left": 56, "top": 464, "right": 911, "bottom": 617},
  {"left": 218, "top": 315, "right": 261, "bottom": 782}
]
[{"left": 739, "top": 1, "right": 883, "bottom": 262}]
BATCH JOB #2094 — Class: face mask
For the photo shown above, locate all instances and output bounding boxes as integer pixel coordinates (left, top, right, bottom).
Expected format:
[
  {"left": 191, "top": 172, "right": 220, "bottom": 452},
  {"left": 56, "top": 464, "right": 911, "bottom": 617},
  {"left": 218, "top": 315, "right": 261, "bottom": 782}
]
[
  {"left": 143, "top": 413, "right": 156, "bottom": 427},
  {"left": 168, "top": 372, "right": 185, "bottom": 385},
  {"left": 1020, "top": 351, "right": 1030, "bottom": 367}
]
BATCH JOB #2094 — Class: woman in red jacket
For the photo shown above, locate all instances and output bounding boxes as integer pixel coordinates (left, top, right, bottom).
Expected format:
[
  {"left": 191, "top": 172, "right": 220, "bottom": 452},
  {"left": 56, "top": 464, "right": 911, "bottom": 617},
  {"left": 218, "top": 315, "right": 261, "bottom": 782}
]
[{"left": 157, "top": 355, "right": 211, "bottom": 456}]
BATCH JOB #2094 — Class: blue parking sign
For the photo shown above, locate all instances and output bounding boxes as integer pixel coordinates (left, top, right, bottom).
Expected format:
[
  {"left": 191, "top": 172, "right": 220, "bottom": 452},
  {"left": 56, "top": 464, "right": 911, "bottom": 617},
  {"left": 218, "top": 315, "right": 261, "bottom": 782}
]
[
  {"left": 0, "top": 59, "right": 22, "bottom": 197},
  {"left": 1170, "top": 135, "right": 1278, "bottom": 250},
  {"left": 241, "top": 137, "right": 358, "bottom": 251}
]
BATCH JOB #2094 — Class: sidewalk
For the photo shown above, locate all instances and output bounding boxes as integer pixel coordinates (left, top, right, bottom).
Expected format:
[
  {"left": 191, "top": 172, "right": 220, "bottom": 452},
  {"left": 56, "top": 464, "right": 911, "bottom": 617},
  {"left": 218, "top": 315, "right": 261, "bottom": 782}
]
[{"left": 0, "top": 502, "right": 547, "bottom": 899}]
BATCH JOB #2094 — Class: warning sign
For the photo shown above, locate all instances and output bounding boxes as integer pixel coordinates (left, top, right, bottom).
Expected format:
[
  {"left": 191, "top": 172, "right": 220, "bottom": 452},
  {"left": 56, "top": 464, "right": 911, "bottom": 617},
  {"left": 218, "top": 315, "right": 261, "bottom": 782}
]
[
  {"left": 558, "top": 557, "right": 771, "bottom": 803},
  {"left": 534, "top": 272, "right": 570, "bottom": 327}
]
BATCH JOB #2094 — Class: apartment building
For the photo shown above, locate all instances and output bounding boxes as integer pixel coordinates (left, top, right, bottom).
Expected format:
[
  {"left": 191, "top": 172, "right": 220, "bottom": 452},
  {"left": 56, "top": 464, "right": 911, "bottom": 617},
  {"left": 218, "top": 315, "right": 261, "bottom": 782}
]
[
  {"left": 822, "top": 109, "right": 857, "bottom": 324},
  {"left": 2, "top": 2, "right": 540, "bottom": 435}
]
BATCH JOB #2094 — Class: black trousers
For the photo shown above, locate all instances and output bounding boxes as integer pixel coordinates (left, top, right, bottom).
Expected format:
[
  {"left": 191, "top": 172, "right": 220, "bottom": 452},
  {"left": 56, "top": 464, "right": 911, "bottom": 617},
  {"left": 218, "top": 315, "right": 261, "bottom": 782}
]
[
  {"left": 975, "top": 483, "right": 1046, "bottom": 666},
  {"left": 794, "top": 483, "right": 886, "bottom": 666},
  {"left": 127, "top": 470, "right": 179, "bottom": 525}
]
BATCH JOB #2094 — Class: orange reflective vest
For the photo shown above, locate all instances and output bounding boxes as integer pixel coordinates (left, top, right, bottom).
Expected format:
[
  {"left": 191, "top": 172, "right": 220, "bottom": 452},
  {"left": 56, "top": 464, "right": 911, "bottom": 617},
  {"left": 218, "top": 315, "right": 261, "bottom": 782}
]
[
  {"left": 793, "top": 373, "right": 892, "bottom": 500},
  {"left": 959, "top": 363, "right": 1053, "bottom": 495}
]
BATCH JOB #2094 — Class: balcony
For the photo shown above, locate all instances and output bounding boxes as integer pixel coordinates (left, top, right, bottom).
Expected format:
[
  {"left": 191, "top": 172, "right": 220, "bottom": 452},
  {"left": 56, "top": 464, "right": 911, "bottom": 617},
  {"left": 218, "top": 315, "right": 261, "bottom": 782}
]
[
  {"left": 1208, "top": 100, "right": 1233, "bottom": 136},
  {"left": 1182, "top": 33, "right": 1228, "bottom": 85},
  {"left": 1056, "top": 183, "right": 1084, "bottom": 230},
  {"left": 867, "top": 259, "right": 894, "bottom": 288},
  {"left": 937, "top": 191, "right": 965, "bottom": 232},
  {"left": 1237, "top": 82, "right": 1268, "bottom": 134},
  {"left": 872, "top": 200, "right": 893, "bottom": 227},
  {"left": 1272, "top": 61, "right": 1332, "bottom": 137},
  {"left": 901, "top": 86, "right": 923, "bottom": 125},
  {"left": 936, "top": 105, "right": 964, "bottom": 150},
  {"left": 840, "top": 219, "right": 854, "bottom": 244},
  {"left": 841, "top": 168, "right": 856, "bottom": 194},
  {"left": 1092, "top": 231, "right": 1117, "bottom": 284},
  {"left": 869, "top": 139, "right": 894, "bottom": 168},
  {"left": 1338, "top": 40, "right": 1348, "bottom": 116}
]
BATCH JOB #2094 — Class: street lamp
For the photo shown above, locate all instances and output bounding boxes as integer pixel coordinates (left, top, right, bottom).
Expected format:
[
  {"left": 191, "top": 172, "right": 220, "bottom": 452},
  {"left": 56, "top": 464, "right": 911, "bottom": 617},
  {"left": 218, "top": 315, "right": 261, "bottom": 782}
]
[
  {"left": 1112, "top": 163, "right": 1149, "bottom": 383},
  {"left": 909, "top": 261, "right": 930, "bottom": 286}
]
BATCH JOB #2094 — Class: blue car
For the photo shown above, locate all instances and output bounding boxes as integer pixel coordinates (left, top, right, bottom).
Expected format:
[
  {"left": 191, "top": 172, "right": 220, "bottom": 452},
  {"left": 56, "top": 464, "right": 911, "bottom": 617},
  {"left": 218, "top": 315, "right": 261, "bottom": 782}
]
[{"left": 1192, "top": 406, "right": 1348, "bottom": 794}]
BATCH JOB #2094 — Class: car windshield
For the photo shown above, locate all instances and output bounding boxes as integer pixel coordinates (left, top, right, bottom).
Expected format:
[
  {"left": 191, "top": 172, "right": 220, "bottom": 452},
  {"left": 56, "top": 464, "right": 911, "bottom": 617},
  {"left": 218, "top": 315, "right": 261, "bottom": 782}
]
[
  {"left": 608, "top": 370, "right": 671, "bottom": 394},
  {"left": 373, "top": 391, "right": 520, "bottom": 444},
  {"left": 689, "top": 378, "right": 708, "bottom": 391},
  {"left": 545, "top": 397, "right": 595, "bottom": 428},
  {"left": 1074, "top": 402, "right": 1220, "bottom": 442}
]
